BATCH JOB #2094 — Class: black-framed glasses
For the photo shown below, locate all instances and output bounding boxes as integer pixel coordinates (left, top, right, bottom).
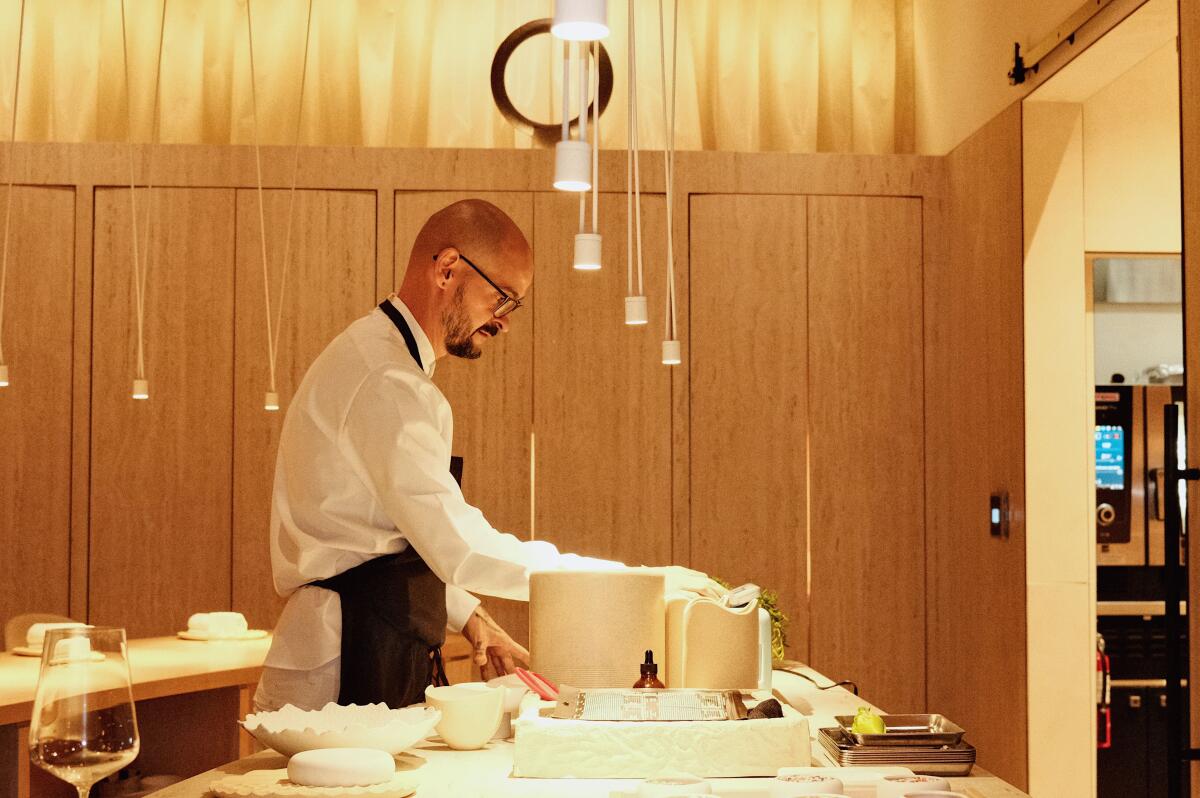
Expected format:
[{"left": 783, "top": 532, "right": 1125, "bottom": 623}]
[{"left": 435, "top": 251, "right": 523, "bottom": 317}]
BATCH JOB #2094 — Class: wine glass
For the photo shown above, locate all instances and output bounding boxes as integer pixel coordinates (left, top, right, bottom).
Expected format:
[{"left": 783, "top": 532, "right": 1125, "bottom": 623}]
[{"left": 29, "top": 627, "right": 140, "bottom": 798}]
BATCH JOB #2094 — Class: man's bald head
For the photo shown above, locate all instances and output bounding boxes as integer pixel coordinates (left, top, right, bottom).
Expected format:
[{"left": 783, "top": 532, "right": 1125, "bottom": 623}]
[
  {"left": 397, "top": 199, "right": 533, "bottom": 361},
  {"left": 408, "top": 200, "right": 531, "bottom": 280}
]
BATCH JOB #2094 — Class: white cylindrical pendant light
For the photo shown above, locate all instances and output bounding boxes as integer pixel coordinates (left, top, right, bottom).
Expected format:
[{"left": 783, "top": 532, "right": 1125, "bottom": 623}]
[
  {"left": 0, "top": 364, "right": 8, "bottom": 387},
  {"left": 552, "top": 0, "right": 609, "bottom": 41},
  {"left": 661, "top": 339, "right": 681, "bottom": 365},
  {"left": 554, "top": 140, "right": 591, "bottom": 192},
  {"left": 132, "top": 378, "right": 149, "bottom": 400},
  {"left": 625, "top": 295, "right": 648, "bottom": 325},
  {"left": 573, "top": 233, "right": 601, "bottom": 270},
  {"left": 264, "top": 391, "right": 280, "bottom": 411}
]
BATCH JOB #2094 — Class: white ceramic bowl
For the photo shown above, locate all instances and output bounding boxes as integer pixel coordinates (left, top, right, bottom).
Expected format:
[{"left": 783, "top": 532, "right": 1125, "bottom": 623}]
[
  {"left": 876, "top": 775, "right": 953, "bottom": 798},
  {"left": 424, "top": 682, "right": 504, "bottom": 750},
  {"left": 240, "top": 702, "right": 441, "bottom": 757}
]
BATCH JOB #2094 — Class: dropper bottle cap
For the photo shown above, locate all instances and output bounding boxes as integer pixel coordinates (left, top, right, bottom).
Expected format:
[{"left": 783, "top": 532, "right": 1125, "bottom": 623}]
[{"left": 641, "top": 649, "right": 658, "bottom": 678}]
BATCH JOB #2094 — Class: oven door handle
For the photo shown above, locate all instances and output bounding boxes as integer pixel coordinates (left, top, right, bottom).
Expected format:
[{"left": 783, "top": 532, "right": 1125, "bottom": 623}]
[{"left": 1149, "top": 466, "right": 1165, "bottom": 521}]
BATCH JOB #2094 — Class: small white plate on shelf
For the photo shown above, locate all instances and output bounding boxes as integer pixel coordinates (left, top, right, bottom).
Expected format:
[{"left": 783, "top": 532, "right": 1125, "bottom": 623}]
[
  {"left": 10, "top": 646, "right": 105, "bottom": 662},
  {"left": 210, "top": 769, "right": 416, "bottom": 798},
  {"left": 177, "top": 629, "right": 269, "bottom": 641}
]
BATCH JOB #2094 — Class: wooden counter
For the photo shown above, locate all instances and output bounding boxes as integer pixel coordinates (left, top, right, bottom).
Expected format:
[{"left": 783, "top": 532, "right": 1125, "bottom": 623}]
[
  {"left": 149, "top": 666, "right": 1033, "bottom": 798},
  {"left": 0, "top": 633, "right": 473, "bottom": 798}
]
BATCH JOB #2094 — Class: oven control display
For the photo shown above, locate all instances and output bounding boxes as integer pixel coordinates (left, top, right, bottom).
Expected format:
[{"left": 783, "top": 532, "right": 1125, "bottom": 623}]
[{"left": 1095, "top": 425, "right": 1126, "bottom": 490}]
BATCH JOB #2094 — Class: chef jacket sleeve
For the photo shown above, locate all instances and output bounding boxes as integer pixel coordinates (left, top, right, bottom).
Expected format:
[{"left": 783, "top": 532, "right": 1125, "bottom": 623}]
[
  {"left": 340, "top": 365, "right": 620, "bottom": 602},
  {"left": 445, "top": 585, "right": 480, "bottom": 633}
]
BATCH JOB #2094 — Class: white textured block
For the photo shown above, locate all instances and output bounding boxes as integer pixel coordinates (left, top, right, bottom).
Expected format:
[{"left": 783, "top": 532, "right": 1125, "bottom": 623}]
[{"left": 512, "top": 694, "right": 811, "bottom": 778}]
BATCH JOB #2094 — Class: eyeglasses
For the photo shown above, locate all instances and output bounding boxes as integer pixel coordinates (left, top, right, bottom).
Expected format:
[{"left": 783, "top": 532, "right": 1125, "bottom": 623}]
[{"left": 435, "top": 251, "right": 523, "bottom": 318}]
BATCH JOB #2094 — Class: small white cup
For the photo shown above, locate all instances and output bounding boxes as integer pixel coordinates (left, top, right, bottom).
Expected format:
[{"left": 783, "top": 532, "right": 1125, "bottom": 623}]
[
  {"left": 769, "top": 773, "right": 845, "bottom": 797},
  {"left": 637, "top": 775, "right": 710, "bottom": 796},
  {"left": 876, "top": 775, "right": 953, "bottom": 798},
  {"left": 424, "top": 682, "right": 504, "bottom": 750}
]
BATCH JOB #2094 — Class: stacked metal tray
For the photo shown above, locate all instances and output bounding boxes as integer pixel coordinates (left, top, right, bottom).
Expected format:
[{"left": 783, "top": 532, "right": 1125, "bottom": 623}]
[{"left": 818, "top": 714, "right": 976, "bottom": 777}]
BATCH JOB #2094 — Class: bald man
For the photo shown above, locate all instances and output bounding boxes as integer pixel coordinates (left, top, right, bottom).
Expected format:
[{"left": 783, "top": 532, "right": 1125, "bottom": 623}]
[{"left": 255, "top": 200, "right": 718, "bottom": 711}]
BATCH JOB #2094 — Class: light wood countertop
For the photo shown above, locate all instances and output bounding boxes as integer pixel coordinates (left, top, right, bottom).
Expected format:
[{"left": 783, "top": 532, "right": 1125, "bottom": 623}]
[
  {"left": 149, "top": 665, "right": 1033, "bottom": 798},
  {"left": 0, "top": 635, "right": 271, "bottom": 727}
]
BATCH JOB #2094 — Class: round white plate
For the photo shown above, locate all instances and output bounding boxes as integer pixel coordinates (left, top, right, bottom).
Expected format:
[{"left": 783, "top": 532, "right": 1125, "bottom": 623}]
[
  {"left": 177, "top": 629, "right": 269, "bottom": 641},
  {"left": 210, "top": 769, "right": 416, "bottom": 798},
  {"left": 10, "top": 646, "right": 104, "bottom": 662}
]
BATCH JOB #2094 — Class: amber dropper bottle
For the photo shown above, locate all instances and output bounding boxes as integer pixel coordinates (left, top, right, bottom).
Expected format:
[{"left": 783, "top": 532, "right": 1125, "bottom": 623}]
[{"left": 633, "top": 649, "right": 666, "bottom": 689}]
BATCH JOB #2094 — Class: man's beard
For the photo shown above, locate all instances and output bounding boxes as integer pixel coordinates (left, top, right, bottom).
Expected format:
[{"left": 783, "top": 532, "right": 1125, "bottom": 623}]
[{"left": 443, "top": 286, "right": 499, "bottom": 360}]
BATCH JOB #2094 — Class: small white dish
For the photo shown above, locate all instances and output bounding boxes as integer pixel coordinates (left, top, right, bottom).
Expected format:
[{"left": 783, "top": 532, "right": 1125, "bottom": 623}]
[
  {"left": 241, "top": 703, "right": 441, "bottom": 757},
  {"left": 769, "top": 773, "right": 845, "bottom": 797},
  {"left": 177, "top": 629, "right": 269, "bottom": 641},
  {"left": 637, "top": 774, "right": 711, "bottom": 795},
  {"left": 424, "top": 682, "right": 504, "bottom": 750},
  {"left": 876, "top": 775, "right": 953, "bottom": 798}
]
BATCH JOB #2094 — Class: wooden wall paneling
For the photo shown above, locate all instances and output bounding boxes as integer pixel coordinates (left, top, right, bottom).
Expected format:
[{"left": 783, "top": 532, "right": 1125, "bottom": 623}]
[
  {"left": 669, "top": 188, "right": 691, "bottom": 571},
  {"left": 688, "top": 194, "right": 809, "bottom": 660},
  {"left": 926, "top": 103, "right": 1028, "bottom": 789},
  {"left": 393, "top": 191, "right": 534, "bottom": 643},
  {"left": 231, "top": 189, "right": 377, "bottom": 630},
  {"left": 531, "top": 191, "right": 673, "bottom": 568},
  {"left": 0, "top": 144, "right": 949, "bottom": 206},
  {"left": 89, "top": 187, "right": 236, "bottom": 637},
  {"left": 0, "top": 186, "right": 75, "bottom": 631},
  {"left": 1181, "top": 0, "right": 1200, "bottom": 785},
  {"left": 70, "top": 184, "right": 94, "bottom": 620},
  {"left": 807, "top": 194, "right": 925, "bottom": 711}
]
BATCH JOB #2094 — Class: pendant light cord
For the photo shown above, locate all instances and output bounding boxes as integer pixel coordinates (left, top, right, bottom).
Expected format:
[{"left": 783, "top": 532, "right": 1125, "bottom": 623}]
[
  {"left": 657, "top": 0, "right": 679, "bottom": 341},
  {"left": 120, "top": 0, "right": 168, "bottom": 384},
  {"left": 628, "top": 0, "right": 644, "bottom": 296},
  {"left": 591, "top": 41, "right": 599, "bottom": 235},
  {"left": 578, "top": 42, "right": 586, "bottom": 234},
  {"left": 0, "top": 0, "right": 27, "bottom": 369},
  {"left": 247, "top": 0, "right": 314, "bottom": 397}
]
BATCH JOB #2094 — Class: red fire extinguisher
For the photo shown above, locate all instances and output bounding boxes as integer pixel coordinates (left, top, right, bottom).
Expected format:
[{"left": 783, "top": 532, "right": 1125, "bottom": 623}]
[{"left": 1097, "top": 633, "right": 1112, "bottom": 749}]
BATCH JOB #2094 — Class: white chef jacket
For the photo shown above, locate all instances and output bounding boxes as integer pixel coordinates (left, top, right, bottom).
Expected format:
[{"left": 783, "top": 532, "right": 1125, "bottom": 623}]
[{"left": 258, "top": 297, "right": 617, "bottom": 709}]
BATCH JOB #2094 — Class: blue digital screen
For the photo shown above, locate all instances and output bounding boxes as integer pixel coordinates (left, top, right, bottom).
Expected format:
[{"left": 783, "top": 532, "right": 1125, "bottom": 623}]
[{"left": 1095, "top": 425, "right": 1125, "bottom": 490}]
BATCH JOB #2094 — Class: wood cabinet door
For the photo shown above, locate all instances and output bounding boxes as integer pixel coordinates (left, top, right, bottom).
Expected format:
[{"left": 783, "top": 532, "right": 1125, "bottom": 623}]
[
  {"left": 688, "top": 194, "right": 809, "bottom": 659},
  {"left": 90, "top": 188, "right": 236, "bottom": 637},
  {"left": 926, "top": 103, "right": 1028, "bottom": 789},
  {"left": 231, "top": 189, "right": 377, "bottom": 631},
  {"left": 807, "top": 194, "right": 925, "bottom": 711},
  {"left": 0, "top": 186, "right": 75, "bottom": 632}
]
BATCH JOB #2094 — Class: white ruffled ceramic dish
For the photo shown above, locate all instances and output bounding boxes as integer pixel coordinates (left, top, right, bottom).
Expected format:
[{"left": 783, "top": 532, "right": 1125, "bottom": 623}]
[
  {"left": 210, "top": 769, "right": 416, "bottom": 798},
  {"left": 241, "top": 703, "right": 441, "bottom": 757},
  {"left": 177, "top": 629, "right": 269, "bottom": 641}
]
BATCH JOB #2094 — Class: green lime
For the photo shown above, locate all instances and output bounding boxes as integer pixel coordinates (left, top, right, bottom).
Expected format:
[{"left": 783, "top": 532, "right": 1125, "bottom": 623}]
[{"left": 851, "top": 706, "right": 886, "bottom": 735}]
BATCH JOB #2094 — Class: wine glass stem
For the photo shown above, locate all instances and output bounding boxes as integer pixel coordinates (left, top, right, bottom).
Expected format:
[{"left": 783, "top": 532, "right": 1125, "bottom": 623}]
[{"left": 77, "top": 785, "right": 93, "bottom": 798}]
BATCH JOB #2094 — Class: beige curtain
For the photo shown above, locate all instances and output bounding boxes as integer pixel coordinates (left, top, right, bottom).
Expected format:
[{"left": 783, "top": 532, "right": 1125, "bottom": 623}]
[{"left": 0, "top": 0, "right": 913, "bottom": 153}]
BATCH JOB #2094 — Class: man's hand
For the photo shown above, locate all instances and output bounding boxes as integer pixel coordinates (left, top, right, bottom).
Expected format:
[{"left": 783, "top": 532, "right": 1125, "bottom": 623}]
[
  {"left": 645, "top": 565, "right": 728, "bottom": 600},
  {"left": 462, "top": 606, "right": 530, "bottom": 680}
]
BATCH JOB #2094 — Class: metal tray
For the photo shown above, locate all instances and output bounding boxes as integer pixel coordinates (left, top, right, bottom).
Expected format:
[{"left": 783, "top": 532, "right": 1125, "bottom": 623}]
[
  {"left": 834, "top": 713, "right": 966, "bottom": 746},
  {"left": 818, "top": 728, "right": 976, "bottom": 777}
]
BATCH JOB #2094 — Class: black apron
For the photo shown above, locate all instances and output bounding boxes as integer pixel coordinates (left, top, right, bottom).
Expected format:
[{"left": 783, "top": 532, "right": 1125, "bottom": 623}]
[{"left": 313, "top": 300, "right": 463, "bottom": 708}]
